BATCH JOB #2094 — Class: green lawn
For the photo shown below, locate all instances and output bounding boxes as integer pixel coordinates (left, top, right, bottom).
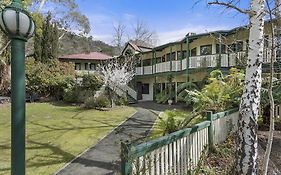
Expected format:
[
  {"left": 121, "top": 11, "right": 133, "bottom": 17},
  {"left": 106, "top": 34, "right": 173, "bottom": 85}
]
[{"left": 0, "top": 103, "right": 136, "bottom": 175}]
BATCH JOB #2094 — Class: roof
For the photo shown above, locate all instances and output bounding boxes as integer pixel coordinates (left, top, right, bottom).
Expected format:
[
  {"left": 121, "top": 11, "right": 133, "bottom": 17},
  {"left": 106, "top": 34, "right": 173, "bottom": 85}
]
[{"left": 59, "top": 52, "right": 113, "bottom": 61}]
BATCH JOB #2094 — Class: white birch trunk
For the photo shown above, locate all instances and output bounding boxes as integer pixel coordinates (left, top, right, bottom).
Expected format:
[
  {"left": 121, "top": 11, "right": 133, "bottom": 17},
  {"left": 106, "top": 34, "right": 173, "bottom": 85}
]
[{"left": 237, "top": 0, "right": 265, "bottom": 174}]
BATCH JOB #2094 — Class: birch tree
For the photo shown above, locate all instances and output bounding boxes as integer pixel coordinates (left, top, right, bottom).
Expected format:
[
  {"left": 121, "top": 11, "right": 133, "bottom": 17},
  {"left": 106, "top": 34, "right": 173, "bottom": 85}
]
[{"left": 208, "top": 0, "right": 265, "bottom": 174}]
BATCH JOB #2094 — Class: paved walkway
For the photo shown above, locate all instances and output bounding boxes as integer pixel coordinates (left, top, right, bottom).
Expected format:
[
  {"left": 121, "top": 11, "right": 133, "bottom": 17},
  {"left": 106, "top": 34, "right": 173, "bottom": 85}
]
[{"left": 55, "top": 104, "right": 159, "bottom": 175}]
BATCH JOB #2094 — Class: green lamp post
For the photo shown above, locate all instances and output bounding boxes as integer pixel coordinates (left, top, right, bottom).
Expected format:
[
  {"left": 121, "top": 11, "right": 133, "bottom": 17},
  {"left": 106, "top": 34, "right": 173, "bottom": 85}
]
[{"left": 0, "top": 0, "right": 35, "bottom": 174}]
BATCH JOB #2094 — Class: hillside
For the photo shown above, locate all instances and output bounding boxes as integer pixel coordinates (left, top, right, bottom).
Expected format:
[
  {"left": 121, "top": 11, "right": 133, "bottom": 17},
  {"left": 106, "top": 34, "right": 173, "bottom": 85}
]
[{"left": 59, "top": 32, "right": 118, "bottom": 56}]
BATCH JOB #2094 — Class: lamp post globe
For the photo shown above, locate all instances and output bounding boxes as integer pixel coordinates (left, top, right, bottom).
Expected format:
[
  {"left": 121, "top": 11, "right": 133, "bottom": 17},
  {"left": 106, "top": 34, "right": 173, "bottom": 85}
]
[
  {"left": 0, "top": 1, "right": 35, "bottom": 175},
  {"left": 0, "top": 3, "right": 35, "bottom": 41}
]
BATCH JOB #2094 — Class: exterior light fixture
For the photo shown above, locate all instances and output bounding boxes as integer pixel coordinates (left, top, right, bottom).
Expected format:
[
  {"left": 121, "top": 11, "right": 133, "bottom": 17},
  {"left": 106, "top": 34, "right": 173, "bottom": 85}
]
[{"left": 0, "top": 0, "right": 35, "bottom": 175}]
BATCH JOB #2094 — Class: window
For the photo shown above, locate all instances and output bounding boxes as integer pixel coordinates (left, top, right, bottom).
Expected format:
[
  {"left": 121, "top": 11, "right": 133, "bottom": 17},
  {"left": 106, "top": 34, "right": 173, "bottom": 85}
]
[
  {"left": 166, "top": 53, "right": 171, "bottom": 61},
  {"left": 264, "top": 35, "right": 269, "bottom": 48},
  {"left": 90, "top": 63, "right": 96, "bottom": 70},
  {"left": 162, "top": 55, "right": 166, "bottom": 62},
  {"left": 171, "top": 52, "right": 176, "bottom": 61},
  {"left": 75, "top": 63, "right": 81, "bottom": 70},
  {"left": 237, "top": 41, "right": 243, "bottom": 52},
  {"left": 182, "top": 51, "right": 187, "bottom": 59},
  {"left": 190, "top": 48, "right": 197, "bottom": 56},
  {"left": 177, "top": 51, "right": 182, "bottom": 60},
  {"left": 200, "top": 45, "right": 212, "bottom": 55},
  {"left": 156, "top": 57, "right": 161, "bottom": 63},
  {"left": 228, "top": 41, "right": 243, "bottom": 53},
  {"left": 142, "top": 84, "right": 149, "bottom": 94},
  {"left": 216, "top": 44, "right": 226, "bottom": 54},
  {"left": 228, "top": 43, "right": 236, "bottom": 53},
  {"left": 143, "top": 59, "right": 151, "bottom": 66},
  {"left": 85, "top": 63, "right": 89, "bottom": 70}
]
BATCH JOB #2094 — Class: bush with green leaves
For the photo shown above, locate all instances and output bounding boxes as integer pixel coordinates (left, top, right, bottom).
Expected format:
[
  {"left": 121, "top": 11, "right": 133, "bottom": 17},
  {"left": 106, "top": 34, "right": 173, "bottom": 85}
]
[
  {"left": 26, "top": 58, "right": 75, "bottom": 99},
  {"left": 155, "top": 89, "right": 170, "bottom": 104},
  {"left": 84, "top": 95, "right": 110, "bottom": 109},
  {"left": 63, "top": 74, "right": 103, "bottom": 103},
  {"left": 114, "top": 95, "right": 128, "bottom": 106},
  {"left": 185, "top": 68, "right": 245, "bottom": 112}
]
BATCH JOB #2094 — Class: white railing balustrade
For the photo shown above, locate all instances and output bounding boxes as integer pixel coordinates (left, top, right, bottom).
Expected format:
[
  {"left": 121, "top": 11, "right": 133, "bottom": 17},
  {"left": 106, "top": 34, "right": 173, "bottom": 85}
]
[
  {"left": 221, "top": 54, "right": 228, "bottom": 67},
  {"left": 143, "top": 66, "right": 152, "bottom": 75},
  {"left": 182, "top": 58, "right": 187, "bottom": 70},
  {"left": 136, "top": 67, "right": 143, "bottom": 75},
  {"left": 189, "top": 55, "right": 217, "bottom": 68},
  {"left": 172, "top": 60, "right": 181, "bottom": 71}
]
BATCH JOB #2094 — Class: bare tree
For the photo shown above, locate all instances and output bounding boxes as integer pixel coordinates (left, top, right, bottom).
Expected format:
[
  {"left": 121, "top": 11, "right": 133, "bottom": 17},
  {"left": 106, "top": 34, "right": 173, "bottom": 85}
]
[
  {"left": 131, "top": 20, "right": 157, "bottom": 47},
  {"left": 113, "top": 22, "right": 126, "bottom": 54},
  {"left": 208, "top": 0, "right": 265, "bottom": 174}
]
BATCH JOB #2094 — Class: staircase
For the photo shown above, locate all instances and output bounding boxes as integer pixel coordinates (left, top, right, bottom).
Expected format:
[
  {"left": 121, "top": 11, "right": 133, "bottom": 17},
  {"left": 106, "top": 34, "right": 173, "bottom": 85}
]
[{"left": 108, "top": 84, "right": 138, "bottom": 104}]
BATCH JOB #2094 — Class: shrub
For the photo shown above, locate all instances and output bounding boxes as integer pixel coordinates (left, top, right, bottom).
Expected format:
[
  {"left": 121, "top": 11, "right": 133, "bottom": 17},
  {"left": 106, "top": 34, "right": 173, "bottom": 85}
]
[
  {"left": 84, "top": 95, "right": 110, "bottom": 109},
  {"left": 155, "top": 89, "right": 169, "bottom": 104},
  {"left": 115, "top": 96, "right": 128, "bottom": 106}
]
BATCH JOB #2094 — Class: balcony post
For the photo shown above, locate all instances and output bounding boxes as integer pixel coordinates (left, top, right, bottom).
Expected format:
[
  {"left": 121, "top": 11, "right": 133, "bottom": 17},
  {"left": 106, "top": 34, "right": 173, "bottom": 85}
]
[
  {"left": 186, "top": 37, "right": 190, "bottom": 82},
  {"left": 180, "top": 43, "right": 183, "bottom": 70},
  {"left": 170, "top": 46, "right": 172, "bottom": 71},
  {"left": 218, "top": 33, "right": 222, "bottom": 68}
]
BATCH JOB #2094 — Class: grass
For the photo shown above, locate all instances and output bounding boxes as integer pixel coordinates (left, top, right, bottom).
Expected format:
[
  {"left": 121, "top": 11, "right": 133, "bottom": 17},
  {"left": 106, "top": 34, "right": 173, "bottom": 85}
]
[{"left": 0, "top": 103, "right": 136, "bottom": 175}]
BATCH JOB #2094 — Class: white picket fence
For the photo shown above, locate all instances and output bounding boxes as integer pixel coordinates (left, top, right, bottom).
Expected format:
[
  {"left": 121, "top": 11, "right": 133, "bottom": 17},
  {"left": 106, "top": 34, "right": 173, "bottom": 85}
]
[{"left": 121, "top": 109, "right": 239, "bottom": 175}]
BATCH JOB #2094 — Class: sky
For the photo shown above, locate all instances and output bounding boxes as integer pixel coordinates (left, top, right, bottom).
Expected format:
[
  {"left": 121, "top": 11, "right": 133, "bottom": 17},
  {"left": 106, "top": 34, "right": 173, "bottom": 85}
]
[{"left": 75, "top": 0, "right": 249, "bottom": 46}]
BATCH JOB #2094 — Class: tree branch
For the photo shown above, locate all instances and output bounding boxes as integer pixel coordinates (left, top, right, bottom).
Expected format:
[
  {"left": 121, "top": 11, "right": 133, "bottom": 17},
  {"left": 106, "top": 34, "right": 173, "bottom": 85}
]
[
  {"left": 208, "top": 0, "right": 250, "bottom": 14},
  {"left": 0, "top": 40, "right": 11, "bottom": 55},
  {"left": 36, "top": 0, "right": 47, "bottom": 13}
]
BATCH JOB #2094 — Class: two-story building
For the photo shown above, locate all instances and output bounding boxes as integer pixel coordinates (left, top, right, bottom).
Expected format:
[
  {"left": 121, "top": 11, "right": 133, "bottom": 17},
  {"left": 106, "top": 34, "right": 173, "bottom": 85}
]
[{"left": 122, "top": 21, "right": 281, "bottom": 102}]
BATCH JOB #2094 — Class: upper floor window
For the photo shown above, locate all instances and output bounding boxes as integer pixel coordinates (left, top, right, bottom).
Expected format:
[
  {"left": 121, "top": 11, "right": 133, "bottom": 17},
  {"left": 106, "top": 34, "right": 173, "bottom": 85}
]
[
  {"left": 177, "top": 51, "right": 182, "bottom": 60},
  {"left": 190, "top": 48, "right": 197, "bottom": 56},
  {"left": 237, "top": 41, "right": 243, "bottom": 52},
  {"left": 162, "top": 55, "right": 165, "bottom": 62},
  {"left": 156, "top": 57, "right": 161, "bottom": 63},
  {"left": 166, "top": 53, "right": 171, "bottom": 61},
  {"left": 171, "top": 52, "right": 176, "bottom": 61},
  {"left": 216, "top": 44, "right": 226, "bottom": 54},
  {"left": 75, "top": 63, "right": 81, "bottom": 70},
  {"left": 228, "top": 41, "right": 243, "bottom": 53},
  {"left": 200, "top": 45, "right": 212, "bottom": 55},
  {"left": 143, "top": 59, "right": 152, "bottom": 66},
  {"left": 182, "top": 51, "right": 187, "bottom": 59}
]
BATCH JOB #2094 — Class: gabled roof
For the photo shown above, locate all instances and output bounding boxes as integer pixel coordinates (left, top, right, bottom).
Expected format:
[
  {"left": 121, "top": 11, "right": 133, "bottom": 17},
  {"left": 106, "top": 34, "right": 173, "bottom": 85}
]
[
  {"left": 122, "top": 42, "right": 153, "bottom": 55},
  {"left": 59, "top": 52, "right": 113, "bottom": 61}
]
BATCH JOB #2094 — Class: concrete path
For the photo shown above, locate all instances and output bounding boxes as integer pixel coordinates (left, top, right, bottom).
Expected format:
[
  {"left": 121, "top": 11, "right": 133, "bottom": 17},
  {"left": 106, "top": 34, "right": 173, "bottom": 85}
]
[{"left": 55, "top": 105, "right": 158, "bottom": 175}]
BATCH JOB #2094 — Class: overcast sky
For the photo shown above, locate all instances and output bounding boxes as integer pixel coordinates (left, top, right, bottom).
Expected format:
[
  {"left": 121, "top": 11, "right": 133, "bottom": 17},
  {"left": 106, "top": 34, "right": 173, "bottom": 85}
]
[{"left": 76, "top": 0, "right": 249, "bottom": 46}]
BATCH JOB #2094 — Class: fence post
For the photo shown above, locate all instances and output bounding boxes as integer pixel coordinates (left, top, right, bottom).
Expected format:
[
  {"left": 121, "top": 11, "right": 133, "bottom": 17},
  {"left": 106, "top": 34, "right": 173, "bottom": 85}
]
[
  {"left": 121, "top": 141, "right": 132, "bottom": 175},
  {"left": 207, "top": 111, "right": 214, "bottom": 151}
]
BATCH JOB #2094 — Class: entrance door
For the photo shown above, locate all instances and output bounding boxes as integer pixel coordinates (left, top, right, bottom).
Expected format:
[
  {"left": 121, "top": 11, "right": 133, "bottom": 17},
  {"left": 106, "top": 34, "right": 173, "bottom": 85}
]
[{"left": 136, "top": 82, "right": 142, "bottom": 100}]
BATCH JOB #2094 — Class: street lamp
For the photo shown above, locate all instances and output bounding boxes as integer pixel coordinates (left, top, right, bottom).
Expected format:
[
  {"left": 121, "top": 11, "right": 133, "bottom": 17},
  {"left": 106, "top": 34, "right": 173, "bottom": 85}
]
[{"left": 0, "top": 0, "right": 35, "bottom": 175}]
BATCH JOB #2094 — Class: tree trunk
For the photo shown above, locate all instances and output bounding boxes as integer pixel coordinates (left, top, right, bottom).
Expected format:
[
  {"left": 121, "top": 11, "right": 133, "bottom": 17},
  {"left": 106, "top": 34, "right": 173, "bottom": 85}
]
[
  {"left": 236, "top": 0, "right": 265, "bottom": 174},
  {"left": 262, "top": 0, "right": 277, "bottom": 173}
]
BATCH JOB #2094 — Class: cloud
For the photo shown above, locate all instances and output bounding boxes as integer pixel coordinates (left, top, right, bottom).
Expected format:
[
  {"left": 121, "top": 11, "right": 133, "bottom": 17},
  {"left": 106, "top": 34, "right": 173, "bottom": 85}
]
[{"left": 156, "top": 24, "right": 233, "bottom": 45}]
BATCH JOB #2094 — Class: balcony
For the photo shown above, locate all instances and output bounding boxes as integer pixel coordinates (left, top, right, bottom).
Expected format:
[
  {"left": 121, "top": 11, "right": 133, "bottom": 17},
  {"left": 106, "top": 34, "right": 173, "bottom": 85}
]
[{"left": 134, "top": 52, "right": 250, "bottom": 76}]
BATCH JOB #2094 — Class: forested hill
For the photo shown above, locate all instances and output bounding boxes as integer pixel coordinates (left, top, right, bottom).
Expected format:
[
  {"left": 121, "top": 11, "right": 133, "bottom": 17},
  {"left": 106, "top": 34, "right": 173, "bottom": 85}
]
[{"left": 58, "top": 32, "right": 118, "bottom": 56}]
